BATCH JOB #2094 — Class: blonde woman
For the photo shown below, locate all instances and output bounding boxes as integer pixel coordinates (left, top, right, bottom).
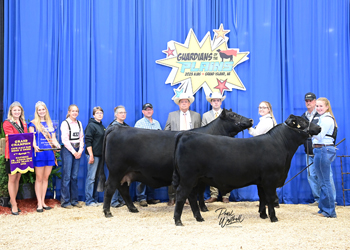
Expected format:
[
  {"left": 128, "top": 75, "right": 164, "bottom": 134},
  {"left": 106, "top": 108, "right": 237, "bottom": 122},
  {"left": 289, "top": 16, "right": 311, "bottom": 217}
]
[
  {"left": 312, "top": 97, "right": 337, "bottom": 218},
  {"left": 3, "top": 101, "right": 28, "bottom": 215},
  {"left": 248, "top": 101, "right": 277, "bottom": 136},
  {"left": 28, "top": 101, "right": 60, "bottom": 212},
  {"left": 248, "top": 101, "right": 279, "bottom": 207},
  {"left": 60, "top": 104, "right": 84, "bottom": 209}
]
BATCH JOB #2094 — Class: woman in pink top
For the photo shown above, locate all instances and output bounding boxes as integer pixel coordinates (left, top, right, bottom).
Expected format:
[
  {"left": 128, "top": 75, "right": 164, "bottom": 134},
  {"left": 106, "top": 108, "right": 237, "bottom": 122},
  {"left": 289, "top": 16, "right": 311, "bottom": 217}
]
[{"left": 60, "top": 104, "right": 84, "bottom": 208}]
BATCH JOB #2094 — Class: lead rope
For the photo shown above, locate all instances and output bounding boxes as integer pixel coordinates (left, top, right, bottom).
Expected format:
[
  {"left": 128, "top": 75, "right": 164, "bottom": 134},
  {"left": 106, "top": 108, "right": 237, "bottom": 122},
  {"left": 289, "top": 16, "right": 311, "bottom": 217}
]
[{"left": 279, "top": 138, "right": 345, "bottom": 188}]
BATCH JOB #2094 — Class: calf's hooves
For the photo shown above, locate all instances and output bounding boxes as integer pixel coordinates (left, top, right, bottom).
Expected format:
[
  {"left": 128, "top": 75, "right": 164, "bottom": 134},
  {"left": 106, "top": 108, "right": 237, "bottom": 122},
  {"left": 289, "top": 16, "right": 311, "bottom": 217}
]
[
  {"left": 196, "top": 217, "right": 205, "bottom": 222},
  {"left": 259, "top": 213, "right": 268, "bottom": 219},
  {"left": 104, "top": 211, "right": 113, "bottom": 218},
  {"left": 175, "top": 220, "right": 184, "bottom": 226},
  {"left": 270, "top": 217, "right": 278, "bottom": 222},
  {"left": 128, "top": 207, "right": 139, "bottom": 213},
  {"left": 200, "top": 206, "right": 209, "bottom": 212}
]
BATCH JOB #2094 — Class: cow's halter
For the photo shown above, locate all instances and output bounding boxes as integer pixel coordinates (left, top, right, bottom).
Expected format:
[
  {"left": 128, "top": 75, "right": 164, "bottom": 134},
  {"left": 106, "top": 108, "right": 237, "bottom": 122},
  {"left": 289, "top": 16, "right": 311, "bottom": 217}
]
[{"left": 283, "top": 122, "right": 310, "bottom": 137}]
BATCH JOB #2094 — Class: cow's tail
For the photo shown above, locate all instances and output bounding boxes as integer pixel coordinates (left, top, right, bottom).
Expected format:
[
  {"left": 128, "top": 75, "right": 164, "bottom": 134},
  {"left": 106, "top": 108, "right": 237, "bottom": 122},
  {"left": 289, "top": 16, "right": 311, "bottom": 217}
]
[
  {"left": 97, "top": 127, "right": 113, "bottom": 192},
  {"left": 172, "top": 132, "right": 184, "bottom": 189}
]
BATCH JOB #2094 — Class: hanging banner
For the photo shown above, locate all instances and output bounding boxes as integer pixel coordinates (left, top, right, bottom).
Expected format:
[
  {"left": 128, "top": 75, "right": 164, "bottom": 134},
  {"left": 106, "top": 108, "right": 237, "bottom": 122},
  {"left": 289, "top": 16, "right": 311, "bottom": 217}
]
[
  {"left": 156, "top": 24, "right": 250, "bottom": 100},
  {"left": 8, "top": 133, "right": 34, "bottom": 175}
]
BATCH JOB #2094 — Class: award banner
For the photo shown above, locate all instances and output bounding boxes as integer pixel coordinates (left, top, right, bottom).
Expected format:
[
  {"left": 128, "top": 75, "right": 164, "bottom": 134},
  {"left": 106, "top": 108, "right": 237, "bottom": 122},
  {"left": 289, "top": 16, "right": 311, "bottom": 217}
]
[{"left": 8, "top": 133, "right": 34, "bottom": 175}]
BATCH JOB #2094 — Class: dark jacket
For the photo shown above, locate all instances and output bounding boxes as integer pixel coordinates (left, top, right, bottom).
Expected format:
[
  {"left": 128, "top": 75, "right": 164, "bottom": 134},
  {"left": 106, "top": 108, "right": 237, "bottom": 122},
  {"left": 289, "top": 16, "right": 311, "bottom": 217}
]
[
  {"left": 108, "top": 119, "right": 129, "bottom": 128},
  {"left": 301, "top": 111, "right": 320, "bottom": 155},
  {"left": 84, "top": 118, "right": 106, "bottom": 157}
]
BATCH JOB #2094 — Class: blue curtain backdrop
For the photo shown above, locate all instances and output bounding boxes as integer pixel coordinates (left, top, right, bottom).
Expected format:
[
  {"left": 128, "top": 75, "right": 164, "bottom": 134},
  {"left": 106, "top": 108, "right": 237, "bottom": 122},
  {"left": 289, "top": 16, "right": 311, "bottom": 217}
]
[{"left": 3, "top": 0, "right": 350, "bottom": 205}]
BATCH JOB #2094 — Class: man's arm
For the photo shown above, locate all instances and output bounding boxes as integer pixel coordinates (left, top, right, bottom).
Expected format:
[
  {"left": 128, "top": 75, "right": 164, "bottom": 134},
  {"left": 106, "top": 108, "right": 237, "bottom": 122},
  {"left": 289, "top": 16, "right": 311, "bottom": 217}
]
[{"left": 164, "top": 114, "right": 171, "bottom": 130}]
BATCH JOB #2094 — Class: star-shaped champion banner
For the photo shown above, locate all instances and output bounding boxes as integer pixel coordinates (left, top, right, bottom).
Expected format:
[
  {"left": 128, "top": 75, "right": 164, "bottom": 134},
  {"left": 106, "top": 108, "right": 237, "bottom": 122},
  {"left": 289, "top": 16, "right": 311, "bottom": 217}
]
[{"left": 156, "top": 24, "right": 249, "bottom": 98}]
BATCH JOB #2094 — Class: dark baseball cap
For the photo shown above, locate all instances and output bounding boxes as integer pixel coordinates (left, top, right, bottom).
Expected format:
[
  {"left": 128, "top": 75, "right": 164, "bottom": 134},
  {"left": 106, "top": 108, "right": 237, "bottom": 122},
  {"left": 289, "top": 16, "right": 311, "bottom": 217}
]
[
  {"left": 142, "top": 103, "right": 153, "bottom": 110},
  {"left": 304, "top": 92, "right": 316, "bottom": 101}
]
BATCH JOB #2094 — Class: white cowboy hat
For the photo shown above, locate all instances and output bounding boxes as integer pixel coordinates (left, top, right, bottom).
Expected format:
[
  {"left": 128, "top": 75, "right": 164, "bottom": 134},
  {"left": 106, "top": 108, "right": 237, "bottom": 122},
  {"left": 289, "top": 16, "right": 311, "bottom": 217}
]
[
  {"left": 174, "top": 93, "right": 195, "bottom": 105},
  {"left": 206, "top": 92, "right": 226, "bottom": 103}
]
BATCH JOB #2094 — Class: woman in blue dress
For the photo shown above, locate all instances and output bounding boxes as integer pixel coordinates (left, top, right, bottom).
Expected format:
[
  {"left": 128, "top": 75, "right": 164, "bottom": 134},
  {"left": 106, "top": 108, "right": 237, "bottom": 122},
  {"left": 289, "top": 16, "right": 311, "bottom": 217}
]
[{"left": 29, "top": 101, "right": 61, "bottom": 212}]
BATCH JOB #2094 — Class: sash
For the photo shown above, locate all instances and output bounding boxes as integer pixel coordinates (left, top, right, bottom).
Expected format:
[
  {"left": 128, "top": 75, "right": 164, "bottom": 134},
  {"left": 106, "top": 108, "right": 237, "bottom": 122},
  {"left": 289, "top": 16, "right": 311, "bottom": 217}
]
[{"left": 6, "top": 119, "right": 24, "bottom": 133}]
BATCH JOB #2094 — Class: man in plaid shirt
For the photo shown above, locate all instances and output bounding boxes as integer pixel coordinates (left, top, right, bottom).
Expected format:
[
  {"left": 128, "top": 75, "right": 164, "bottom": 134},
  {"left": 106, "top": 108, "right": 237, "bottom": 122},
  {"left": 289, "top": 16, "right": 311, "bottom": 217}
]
[{"left": 134, "top": 103, "right": 162, "bottom": 206}]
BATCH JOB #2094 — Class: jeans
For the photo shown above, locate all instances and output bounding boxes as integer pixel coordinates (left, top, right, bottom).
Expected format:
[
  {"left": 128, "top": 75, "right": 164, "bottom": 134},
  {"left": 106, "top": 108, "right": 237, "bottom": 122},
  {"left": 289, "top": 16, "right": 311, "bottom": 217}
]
[
  {"left": 111, "top": 190, "right": 125, "bottom": 207},
  {"left": 306, "top": 155, "right": 336, "bottom": 203},
  {"left": 314, "top": 146, "right": 337, "bottom": 217},
  {"left": 85, "top": 155, "right": 100, "bottom": 206},
  {"left": 136, "top": 182, "right": 155, "bottom": 201},
  {"left": 61, "top": 147, "right": 80, "bottom": 207}
]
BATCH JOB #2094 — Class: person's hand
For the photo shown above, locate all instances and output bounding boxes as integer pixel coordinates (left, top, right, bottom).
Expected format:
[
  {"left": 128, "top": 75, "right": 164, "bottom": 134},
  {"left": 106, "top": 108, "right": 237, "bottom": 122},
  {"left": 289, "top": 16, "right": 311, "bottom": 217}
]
[
  {"left": 73, "top": 152, "right": 81, "bottom": 159},
  {"left": 88, "top": 156, "right": 94, "bottom": 164},
  {"left": 33, "top": 145, "right": 40, "bottom": 153}
]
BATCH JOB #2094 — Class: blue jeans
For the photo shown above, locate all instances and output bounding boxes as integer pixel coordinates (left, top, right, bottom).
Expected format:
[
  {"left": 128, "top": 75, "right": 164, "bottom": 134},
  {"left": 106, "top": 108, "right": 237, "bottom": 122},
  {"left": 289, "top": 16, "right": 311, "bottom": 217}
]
[
  {"left": 136, "top": 182, "right": 155, "bottom": 201},
  {"left": 61, "top": 147, "right": 80, "bottom": 207},
  {"left": 314, "top": 146, "right": 337, "bottom": 217},
  {"left": 111, "top": 190, "right": 125, "bottom": 207},
  {"left": 306, "top": 155, "right": 336, "bottom": 203},
  {"left": 85, "top": 155, "right": 100, "bottom": 206}
]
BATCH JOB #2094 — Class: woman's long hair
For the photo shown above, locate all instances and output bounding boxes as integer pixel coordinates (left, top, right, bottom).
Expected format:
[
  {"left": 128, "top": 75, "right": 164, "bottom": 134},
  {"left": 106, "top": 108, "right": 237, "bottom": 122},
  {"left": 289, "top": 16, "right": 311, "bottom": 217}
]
[
  {"left": 32, "top": 101, "right": 54, "bottom": 133},
  {"left": 317, "top": 97, "right": 337, "bottom": 127},
  {"left": 261, "top": 101, "right": 277, "bottom": 126},
  {"left": 7, "top": 101, "right": 25, "bottom": 122},
  {"left": 66, "top": 104, "right": 79, "bottom": 119}
]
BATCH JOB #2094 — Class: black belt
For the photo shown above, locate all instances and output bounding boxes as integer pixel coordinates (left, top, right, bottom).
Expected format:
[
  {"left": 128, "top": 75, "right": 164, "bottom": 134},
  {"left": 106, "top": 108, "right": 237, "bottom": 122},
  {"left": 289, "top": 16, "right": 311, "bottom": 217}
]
[{"left": 313, "top": 144, "right": 334, "bottom": 148}]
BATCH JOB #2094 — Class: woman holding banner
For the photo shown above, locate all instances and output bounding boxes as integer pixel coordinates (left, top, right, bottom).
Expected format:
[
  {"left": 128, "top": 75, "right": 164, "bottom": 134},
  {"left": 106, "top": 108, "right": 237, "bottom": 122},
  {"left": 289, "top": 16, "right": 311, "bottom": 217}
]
[
  {"left": 3, "top": 101, "right": 28, "bottom": 215},
  {"left": 60, "top": 104, "right": 84, "bottom": 209},
  {"left": 29, "top": 101, "right": 61, "bottom": 212}
]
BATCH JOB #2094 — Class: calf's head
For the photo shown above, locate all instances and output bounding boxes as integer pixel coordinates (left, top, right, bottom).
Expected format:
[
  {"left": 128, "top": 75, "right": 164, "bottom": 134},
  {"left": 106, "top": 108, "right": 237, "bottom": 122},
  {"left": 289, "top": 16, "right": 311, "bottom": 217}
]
[
  {"left": 220, "top": 109, "right": 253, "bottom": 137},
  {"left": 285, "top": 114, "right": 321, "bottom": 137}
]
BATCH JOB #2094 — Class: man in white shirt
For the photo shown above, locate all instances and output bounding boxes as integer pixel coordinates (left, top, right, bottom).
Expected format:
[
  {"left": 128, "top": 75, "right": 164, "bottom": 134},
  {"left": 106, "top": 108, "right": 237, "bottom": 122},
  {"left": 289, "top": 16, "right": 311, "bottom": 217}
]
[
  {"left": 164, "top": 93, "right": 201, "bottom": 205},
  {"left": 202, "top": 92, "right": 231, "bottom": 203}
]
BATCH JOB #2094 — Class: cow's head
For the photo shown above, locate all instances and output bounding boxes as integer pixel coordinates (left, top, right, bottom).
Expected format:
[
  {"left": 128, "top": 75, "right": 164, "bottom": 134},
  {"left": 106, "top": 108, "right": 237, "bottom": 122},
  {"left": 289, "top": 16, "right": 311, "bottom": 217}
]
[
  {"left": 220, "top": 109, "right": 253, "bottom": 137},
  {"left": 284, "top": 114, "right": 321, "bottom": 137}
]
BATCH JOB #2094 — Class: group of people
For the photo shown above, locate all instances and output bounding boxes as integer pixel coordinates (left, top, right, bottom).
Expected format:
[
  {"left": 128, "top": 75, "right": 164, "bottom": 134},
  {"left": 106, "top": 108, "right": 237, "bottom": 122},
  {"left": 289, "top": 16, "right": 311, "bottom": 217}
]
[{"left": 3, "top": 91, "right": 338, "bottom": 218}]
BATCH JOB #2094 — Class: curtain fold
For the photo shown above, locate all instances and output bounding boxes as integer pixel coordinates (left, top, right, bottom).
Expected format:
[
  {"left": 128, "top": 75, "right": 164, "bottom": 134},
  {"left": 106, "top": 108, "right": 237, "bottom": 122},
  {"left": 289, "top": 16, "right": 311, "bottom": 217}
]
[{"left": 4, "top": 0, "right": 350, "bottom": 205}]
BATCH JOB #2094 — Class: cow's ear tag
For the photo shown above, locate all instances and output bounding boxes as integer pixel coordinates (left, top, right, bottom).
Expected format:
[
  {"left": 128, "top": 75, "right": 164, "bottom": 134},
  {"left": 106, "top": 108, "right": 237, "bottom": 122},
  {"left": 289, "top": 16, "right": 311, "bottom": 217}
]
[
  {"left": 297, "top": 124, "right": 301, "bottom": 128},
  {"left": 293, "top": 122, "right": 295, "bottom": 125}
]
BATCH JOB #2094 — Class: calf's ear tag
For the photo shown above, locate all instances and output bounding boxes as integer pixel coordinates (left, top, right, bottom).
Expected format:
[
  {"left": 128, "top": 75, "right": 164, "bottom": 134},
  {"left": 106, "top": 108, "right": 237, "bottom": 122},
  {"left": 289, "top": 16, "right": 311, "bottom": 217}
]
[{"left": 297, "top": 124, "right": 301, "bottom": 128}]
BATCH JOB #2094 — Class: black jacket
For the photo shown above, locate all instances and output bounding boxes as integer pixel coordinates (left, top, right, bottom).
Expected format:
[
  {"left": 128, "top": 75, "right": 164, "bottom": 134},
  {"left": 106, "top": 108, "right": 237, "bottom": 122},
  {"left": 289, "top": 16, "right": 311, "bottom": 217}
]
[
  {"left": 84, "top": 118, "right": 106, "bottom": 157},
  {"left": 301, "top": 111, "right": 320, "bottom": 155}
]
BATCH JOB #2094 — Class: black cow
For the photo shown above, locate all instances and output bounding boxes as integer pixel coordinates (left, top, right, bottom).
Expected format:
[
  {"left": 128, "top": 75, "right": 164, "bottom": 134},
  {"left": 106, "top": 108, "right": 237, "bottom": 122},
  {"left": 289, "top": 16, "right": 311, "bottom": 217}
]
[
  {"left": 97, "top": 109, "right": 253, "bottom": 218},
  {"left": 217, "top": 49, "right": 237, "bottom": 62},
  {"left": 172, "top": 115, "right": 321, "bottom": 226}
]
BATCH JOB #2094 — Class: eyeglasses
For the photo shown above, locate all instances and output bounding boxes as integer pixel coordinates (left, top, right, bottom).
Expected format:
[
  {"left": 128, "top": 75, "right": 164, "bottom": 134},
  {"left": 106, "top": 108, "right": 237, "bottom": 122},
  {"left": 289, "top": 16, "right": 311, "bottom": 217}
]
[
  {"left": 258, "top": 106, "right": 268, "bottom": 110},
  {"left": 118, "top": 112, "right": 127, "bottom": 114},
  {"left": 95, "top": 112, "right": 103, "bottom": 115}
]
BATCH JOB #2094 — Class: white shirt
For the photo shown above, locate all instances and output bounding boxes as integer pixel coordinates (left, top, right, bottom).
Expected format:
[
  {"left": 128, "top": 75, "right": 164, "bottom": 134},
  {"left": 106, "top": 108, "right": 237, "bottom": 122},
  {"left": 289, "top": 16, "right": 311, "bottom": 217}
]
[
  {"left": 180, "top": 110, "right": 192, "bottom": 131},
  {"left": 248, "top": 114, "right": 274, "bottom": 136},
  {"left": 312, "top": 112, "right": 335, "bottom": 145}
]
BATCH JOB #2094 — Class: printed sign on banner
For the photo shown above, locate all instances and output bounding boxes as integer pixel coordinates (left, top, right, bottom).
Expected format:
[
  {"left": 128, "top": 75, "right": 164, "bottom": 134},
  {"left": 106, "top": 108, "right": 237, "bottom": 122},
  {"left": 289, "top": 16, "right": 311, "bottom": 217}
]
[
  {"left": 8, "top": 133, "right": 34, "bottom": 175},
  {"left": 156, "top": 24, "right": 250, "bottom": 100}
]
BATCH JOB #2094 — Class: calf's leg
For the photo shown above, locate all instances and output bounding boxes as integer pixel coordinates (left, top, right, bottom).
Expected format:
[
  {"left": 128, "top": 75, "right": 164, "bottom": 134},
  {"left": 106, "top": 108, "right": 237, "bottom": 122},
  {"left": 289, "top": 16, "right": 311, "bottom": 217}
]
[
  {"left": 174, "top": 185, "right": 192, "bottom": 226},
  {"left": 103, "top": 177, "right": 117, "bottom": 218},
  {"left": 188, "top": 189, "right": 204, "bottom": 222},
  {"left": 257, "top": 186, "right": 268, "bottom": 219},
  {"left": 118, "top": 183, "right": 139, "bottom": 213},
  {"left": 196, "top": 182, "right": 209, "bottom": 212},
  {"left": 264, "top": 187, "right": 278, "bottom": 222}
]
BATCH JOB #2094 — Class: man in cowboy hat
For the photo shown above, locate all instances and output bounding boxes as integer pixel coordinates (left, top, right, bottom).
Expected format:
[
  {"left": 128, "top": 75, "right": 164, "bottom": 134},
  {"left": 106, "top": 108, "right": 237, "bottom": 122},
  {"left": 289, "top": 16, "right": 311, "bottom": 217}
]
[
  {"left": 202, "top": 92, "right": 231, "bottom": 204},
  {"left": 164, "top": 92, "right": 201, "bottom": 205}
]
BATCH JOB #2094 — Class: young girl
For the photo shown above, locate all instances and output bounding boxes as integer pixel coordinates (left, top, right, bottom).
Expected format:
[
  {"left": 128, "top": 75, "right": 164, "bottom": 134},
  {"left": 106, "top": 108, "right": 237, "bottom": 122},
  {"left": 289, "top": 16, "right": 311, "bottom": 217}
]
[
  {"left": 60, "top": 104, "right": 84, "bottom": 209},
  {"left": 3, "top": 101, "right": 28, "bottom": 215},
  {"left": 312, "top": 97, "right": 337, "bottom": 218},
  {"left": 29, "top": 101, "right": 60, "bottom": 212}
]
